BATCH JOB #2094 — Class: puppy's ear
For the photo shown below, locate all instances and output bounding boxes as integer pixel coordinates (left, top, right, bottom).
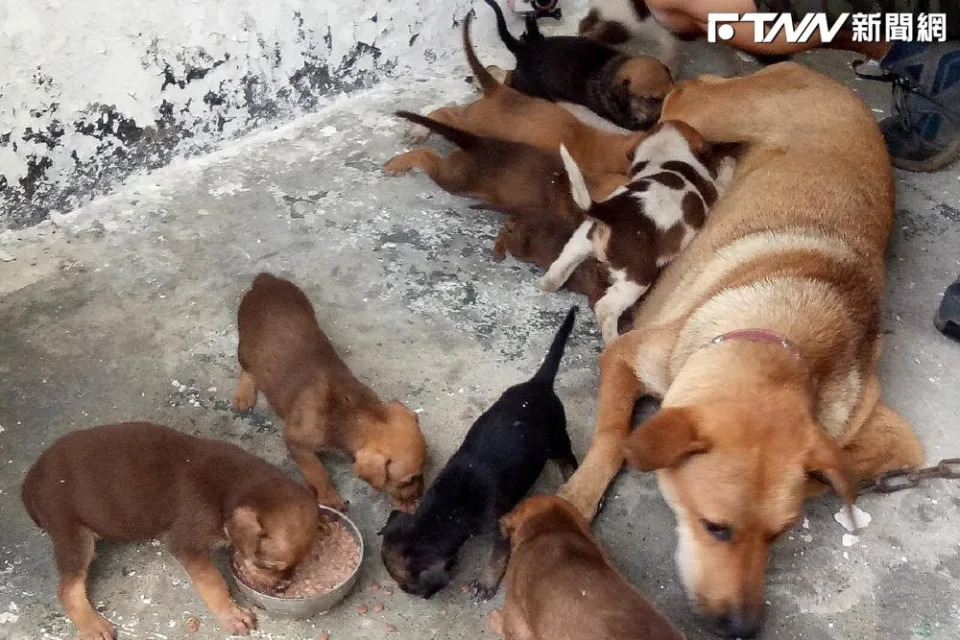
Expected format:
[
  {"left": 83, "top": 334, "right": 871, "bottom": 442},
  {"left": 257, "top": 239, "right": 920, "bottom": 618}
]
[
  {"left": 805, "top": 426, "right": 856, "bottom": 505},
  {"left": 669, "top": 120, "right": 710, "bottom": 159},
  {"left": 622, "top": 407, "right": 709, "bottom": 471},
  {"left": 226, "top": 506, "right": 263, "bottom": 553},
  {"left": 354, "top": 447, "right": 390, "bottom": 491}
]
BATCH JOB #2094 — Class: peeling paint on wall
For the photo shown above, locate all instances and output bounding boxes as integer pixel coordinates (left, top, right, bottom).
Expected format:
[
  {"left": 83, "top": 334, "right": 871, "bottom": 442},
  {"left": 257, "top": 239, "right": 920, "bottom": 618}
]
[{"left": 0, "top": 0, "right": 505, "bottom": 229}]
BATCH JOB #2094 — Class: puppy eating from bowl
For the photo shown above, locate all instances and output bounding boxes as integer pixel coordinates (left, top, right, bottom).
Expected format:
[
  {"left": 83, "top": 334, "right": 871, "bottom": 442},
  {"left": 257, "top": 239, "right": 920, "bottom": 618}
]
[
  {"left": 21, "top": 422, "right": 320, "bottom": 639},
  {"left": 234, "top": 272, "right": 427, "bottom": 513},
  {"left": 380, "top": 308, "right": 579, "bottom": 599}
]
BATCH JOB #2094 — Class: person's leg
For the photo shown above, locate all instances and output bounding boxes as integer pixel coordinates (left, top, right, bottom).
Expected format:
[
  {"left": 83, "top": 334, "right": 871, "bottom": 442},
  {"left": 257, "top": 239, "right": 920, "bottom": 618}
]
[{"left": 873, "top": 40, "right": 960, "bottom": 172}]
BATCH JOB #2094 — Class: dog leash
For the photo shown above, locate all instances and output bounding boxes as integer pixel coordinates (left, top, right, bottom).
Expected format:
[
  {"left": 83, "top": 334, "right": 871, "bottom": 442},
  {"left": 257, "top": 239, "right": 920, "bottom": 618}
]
[{"left": 857, "top": 458, "right": 960, "bottom": 494}]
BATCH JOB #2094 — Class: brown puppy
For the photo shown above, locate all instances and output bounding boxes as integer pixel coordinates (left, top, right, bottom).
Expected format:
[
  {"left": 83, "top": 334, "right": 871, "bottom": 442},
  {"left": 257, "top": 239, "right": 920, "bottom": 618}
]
[
  {"left": 489, "top": 494, "right": 685, "bottom": 640},
  {"left": 21, "top": 422, "right": 319, "bottom": 639},
  {"left": 234, "top": 273, "right": 427, "bottom": 512},
  {"left": 559, "top": 64, "right": 924, "bottom": 638},
  {"left": 419, "top": 13, "right": 647, "bottom": 177},
  {"left": 493, "top": 216, "right": 611, "bottom": 308}
]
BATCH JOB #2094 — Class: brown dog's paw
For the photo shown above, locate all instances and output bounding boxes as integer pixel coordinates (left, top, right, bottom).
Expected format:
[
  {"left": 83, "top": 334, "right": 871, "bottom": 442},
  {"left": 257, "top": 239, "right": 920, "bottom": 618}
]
[
  {"left": 77, "top": 613, "right": 115, "bottom": 640},
  {"left": 215, "top": 602, "right": 257, "bottom": 636},
  {"left": 383, "top": 154, "right": 418, "bottom": 176}
]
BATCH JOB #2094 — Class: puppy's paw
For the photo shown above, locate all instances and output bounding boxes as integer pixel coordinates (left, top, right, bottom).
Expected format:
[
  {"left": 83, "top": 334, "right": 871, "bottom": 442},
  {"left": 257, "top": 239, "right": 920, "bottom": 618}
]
[
  {"left": 468, "top": 578, "right": 499, "bottom": 602},
  {"left": 318, "top": 492, "right": 348, "bottom": 512},
  {"left": 540, "top": 274, "right": 563, "bottom": 293},
  {"left": 232, "top": 386, "right": 257, "bottom": 412},
  {"left": 78, "top": 613, "right": 115, "bottom": 640},
  {"left": 383, "top": 153, "right": 418, "bottom": 176},
  {"left": 215, "top": 602, "right": 257, "bottom": 636},
  {"left": 488, "top": 609, "right": 505, "bottom": 636}
]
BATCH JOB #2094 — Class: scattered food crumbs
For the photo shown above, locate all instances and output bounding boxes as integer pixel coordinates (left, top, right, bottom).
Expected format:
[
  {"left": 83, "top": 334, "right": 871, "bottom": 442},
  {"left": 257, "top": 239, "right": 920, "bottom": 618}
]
[
  {"left": 460, "top": 583, "right": 471, "bottom": 593},
  {"left": 317, "top": 633, "right": 330, "bottom": 640},
  {"left": 384, "top": 624, "right": 396, "bottom": 633},
  {"left": 185, "top": 617, "right": 200, "bottom": 633},
  {"left": 383, "top": 587, "right": 393, "bottom": 596},
  {"left": 368, "top": 582, "right": 381, "bottom": 591},
  {"left": 357, "top": 605, "right": 368, "bottom": 615},
  {"left": 373, "top": 603, "right": 384, "bottom": 613}
]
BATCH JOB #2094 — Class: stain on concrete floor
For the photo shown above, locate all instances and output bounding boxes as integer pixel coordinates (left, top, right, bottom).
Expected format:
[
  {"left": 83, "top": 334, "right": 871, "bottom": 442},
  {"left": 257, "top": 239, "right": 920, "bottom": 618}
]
[{"left": 1, "top": 47, "right": 959, "bottom": 640}]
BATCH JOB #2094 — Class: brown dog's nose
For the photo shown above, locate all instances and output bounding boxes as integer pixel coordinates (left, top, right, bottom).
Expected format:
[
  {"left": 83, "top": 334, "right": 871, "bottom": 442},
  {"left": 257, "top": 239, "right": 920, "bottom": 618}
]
[{"left": 711, "top": 608, "right": 762, "bottom": 638}]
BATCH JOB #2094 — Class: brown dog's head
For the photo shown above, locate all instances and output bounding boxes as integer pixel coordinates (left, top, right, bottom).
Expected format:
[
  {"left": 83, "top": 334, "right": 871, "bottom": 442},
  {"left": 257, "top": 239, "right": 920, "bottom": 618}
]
[
  {"left": 355, "top": 401, "right": 427, "bottom": 512},
  {"left": 615, "top": 56, "right": 674, "bottom": 129},
  {"left": 623, "top": 400, "right": 854, "bottom": 638},
  {"left": 227, "top": 487, "right": 319, "bottom": 593}
]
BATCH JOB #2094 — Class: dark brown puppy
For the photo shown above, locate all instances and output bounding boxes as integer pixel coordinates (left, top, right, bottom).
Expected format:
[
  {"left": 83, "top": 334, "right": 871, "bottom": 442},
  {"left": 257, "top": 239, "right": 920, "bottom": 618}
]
[
  {"left": 386, "top": 111, "right": 625, "bottom": 226},
  {"left": 489, "top": 494, "right": 685, "bottom": 640},
  {"left": 21, "top": 422, "right": 319, "bottom": 640},
  {"left": 234, "top": 273, "right": 427, "bottom": 512},
  {"left": 485, "top": 0, "right": 673, "bottom": 130}
]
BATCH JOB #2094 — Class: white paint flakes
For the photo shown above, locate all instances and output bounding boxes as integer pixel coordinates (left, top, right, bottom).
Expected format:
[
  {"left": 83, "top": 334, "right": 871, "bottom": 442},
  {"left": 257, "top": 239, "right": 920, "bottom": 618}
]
[
  {"left": 320, "top": 126, "right": 338, "bottom": 137},
  {"left": 834, "top": 505, "right": 872, "bottom": 532},
  {"left": 0, "top": 602, "right": 18, "bottom": 624},
  {"left": 841, "top": 534, "right": 859, "bottom": 547},
  {"left": 802, "top": 517, "right": 810, "bottom": 530}
]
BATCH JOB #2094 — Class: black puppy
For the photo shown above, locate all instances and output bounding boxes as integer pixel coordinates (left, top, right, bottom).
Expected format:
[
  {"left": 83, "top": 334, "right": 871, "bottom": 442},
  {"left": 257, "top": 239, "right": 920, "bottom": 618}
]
[
  {"left": 380, "top": 307, "right": 579, "bottom": 599},
  {"left": 483, "top": 0, "right": 673, "bottom": 130}
]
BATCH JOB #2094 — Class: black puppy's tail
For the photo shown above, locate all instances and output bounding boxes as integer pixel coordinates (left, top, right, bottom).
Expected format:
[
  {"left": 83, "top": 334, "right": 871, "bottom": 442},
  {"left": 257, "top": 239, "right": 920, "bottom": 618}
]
[
  {"left": 463, "top": 13, "right": 500, "bottom": 95},
  {"left": 483, "top": 0, "right": 521, "bottom": 54},
  {"left": 533, "top": 306, "right": 578, "bottom": 385},
  {"left": 522, "top": 13, "right": 544, "bottom": 42},
  {"left": 394, "top": 111, "right": 479, "bottom": 150}
]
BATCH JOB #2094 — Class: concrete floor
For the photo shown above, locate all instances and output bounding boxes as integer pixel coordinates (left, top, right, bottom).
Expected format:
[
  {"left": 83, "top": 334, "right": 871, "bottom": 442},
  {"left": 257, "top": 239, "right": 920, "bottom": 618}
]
[{"left": 2, "top": 42, "right": 960, "bottom": 640}]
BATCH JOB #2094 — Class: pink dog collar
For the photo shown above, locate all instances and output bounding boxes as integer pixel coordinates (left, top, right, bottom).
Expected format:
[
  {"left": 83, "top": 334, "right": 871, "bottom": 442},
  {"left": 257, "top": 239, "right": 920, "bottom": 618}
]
[{"left": 709, "top": 328, "right": 800, "bottom": 359}]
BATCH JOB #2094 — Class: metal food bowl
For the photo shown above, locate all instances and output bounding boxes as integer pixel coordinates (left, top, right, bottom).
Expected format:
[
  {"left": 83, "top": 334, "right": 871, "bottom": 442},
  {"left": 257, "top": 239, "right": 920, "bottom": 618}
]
[{"left": 231, "top": 505, "right": 364, "bottom": 619}]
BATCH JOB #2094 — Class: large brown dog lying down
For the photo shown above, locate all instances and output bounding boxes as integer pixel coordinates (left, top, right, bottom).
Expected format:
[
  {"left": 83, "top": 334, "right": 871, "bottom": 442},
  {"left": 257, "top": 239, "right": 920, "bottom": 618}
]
[
  {"left": 418, "top": 13, "right": 647, "bottom": 177},
  {"left": 558, "top": 63, "right": 924, "bottom": 638},
  {"left": 489, "top": 494, "right": 685, "bottom": 640},
  {"left": 22, "top": 422, "right": 319, "bottom": 639},
  {"left": 234, "top": 273, "right": 427, "bottom": 512}
]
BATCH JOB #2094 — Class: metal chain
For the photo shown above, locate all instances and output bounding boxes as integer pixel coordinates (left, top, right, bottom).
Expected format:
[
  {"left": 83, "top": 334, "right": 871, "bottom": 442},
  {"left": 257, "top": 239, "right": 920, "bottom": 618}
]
[{"left": 858, "top": 458, "right": 960, "bottom": 494}]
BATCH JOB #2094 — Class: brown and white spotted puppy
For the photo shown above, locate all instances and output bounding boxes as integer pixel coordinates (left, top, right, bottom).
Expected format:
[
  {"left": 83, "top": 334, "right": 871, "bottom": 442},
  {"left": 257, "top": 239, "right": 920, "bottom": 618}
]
[{"left": 541, "top": 121, "right": 734, "bottom": 343}]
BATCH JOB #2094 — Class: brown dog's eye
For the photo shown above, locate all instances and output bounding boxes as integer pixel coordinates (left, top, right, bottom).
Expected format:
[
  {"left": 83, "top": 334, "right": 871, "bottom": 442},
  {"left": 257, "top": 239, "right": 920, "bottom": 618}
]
[{"left": 703, "top": 520, "right": 733, "bottom": 542}]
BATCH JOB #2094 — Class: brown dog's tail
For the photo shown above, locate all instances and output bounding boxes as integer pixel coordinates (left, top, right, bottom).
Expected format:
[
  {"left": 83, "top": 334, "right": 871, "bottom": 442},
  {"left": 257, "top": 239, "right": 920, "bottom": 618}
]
[
  {"left": 394, "top": 110, "right": 479, "bottom": 150},
  {"left": 463, "top": 13, "right": 499, "bottom": 95}
]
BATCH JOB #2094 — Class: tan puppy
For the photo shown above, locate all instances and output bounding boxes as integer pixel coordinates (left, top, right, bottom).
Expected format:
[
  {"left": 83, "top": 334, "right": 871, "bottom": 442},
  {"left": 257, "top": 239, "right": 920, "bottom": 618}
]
[
  {"left": 489, "top": 494, "right": 685, "bottom": 640},
  {"left": 234, "top": 273, "right": 427, "bottom": 512},
  {"left": 558, "top": 64, "right": 923, "bottom": 638},
  {"left": 420, "top": 14, "right": 647, "bottom": 177}
]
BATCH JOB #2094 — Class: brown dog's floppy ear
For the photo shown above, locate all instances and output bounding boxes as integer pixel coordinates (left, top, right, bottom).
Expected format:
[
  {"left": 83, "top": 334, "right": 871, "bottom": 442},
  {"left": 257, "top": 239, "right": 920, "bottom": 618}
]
[
  {"left": 354, "top": 447, "right": 390, "bottom": 491},
  {"left": 805, "top": 427, "right": 856, "bottom": 505},
  {"left": 667, "top": 120, "right": 710, "bottom": 159},
  {"left": 226, "top": 506, "right": 263, "bottom": 554},
  {"left": 622, "top": 407, "right": 709, "bottom": 471}
]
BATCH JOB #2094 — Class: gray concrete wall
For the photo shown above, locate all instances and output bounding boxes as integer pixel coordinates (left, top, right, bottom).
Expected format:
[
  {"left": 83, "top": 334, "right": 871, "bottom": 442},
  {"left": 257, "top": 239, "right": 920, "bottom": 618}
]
[{"left": 0, "top": 0, "right": 487, "bottom": 230}]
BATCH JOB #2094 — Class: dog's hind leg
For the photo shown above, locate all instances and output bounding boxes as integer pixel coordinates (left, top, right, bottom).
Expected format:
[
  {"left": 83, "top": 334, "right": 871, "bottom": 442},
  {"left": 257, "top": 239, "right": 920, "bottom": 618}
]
[
  {"left": 53, "top": 524, "right": 114, "bottom": 640},
  {"left": 840, "top": 390, "right": 924, "bottom": 486},
  {"left": 540, "top": 221, "right": 595, "bottom": 292},
  {"left": 559, "top": 322, "right": 679, "bottom": 520},
  {"left": 549, "top": 423, "right": 579, "bottom": 481}
]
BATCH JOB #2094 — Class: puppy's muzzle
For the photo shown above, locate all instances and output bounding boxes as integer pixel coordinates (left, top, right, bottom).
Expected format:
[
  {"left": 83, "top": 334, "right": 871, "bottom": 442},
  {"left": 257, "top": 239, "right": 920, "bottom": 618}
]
[{"left": 708, "top": 606, "right": 763, "bottom": 638}]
